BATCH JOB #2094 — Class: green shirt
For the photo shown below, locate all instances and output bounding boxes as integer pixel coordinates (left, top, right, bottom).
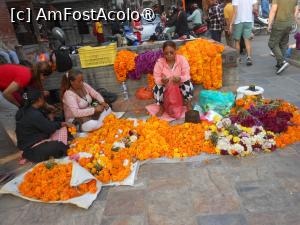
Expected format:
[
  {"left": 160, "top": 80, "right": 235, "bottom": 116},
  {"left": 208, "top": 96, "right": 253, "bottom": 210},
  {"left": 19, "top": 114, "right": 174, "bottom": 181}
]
[{"left": 273, "top": 0, "right": 297, "bottom": 24}]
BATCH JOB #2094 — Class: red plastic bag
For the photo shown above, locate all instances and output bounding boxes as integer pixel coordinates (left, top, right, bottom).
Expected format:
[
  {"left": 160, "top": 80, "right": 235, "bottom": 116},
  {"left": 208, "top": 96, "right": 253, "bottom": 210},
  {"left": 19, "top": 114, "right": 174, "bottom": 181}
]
[
  {"left": 163, "top": 83, "right": 183, "bottom": 119},
  {"left": 135, "top": 87, "right": 153, "bottom": 100}
]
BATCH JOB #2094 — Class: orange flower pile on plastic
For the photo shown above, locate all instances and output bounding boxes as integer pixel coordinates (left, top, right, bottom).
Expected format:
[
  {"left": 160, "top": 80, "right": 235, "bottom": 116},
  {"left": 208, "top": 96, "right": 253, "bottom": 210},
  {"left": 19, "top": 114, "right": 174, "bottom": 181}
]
[
  {"left": 68, "top": 115, "right": 215, "bottom": 183},
  {"left": 129, "top": 117, "right": 215, "bottom": 160},
  {"left": 19, "top": 163, "right": 97, "bottom": 201},
  {"left": 275, "top": 110, "right": 300, "bottom": 148},
  {"left": 114, "top": 50, "right": 137, "bottom": 82},
  {"left": 177, "top": 39, "right": 224, "bottom": 89},
  {"left": 68, "top": 115, "right": 136, "bottom": 183}
]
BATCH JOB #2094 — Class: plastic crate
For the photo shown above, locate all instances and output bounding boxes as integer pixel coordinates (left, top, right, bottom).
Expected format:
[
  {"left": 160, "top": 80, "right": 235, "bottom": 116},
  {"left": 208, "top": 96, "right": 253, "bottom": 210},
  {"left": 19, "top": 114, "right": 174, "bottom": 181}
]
[{"left": 78, "top": 43, "right": 117, "bottom": 68}]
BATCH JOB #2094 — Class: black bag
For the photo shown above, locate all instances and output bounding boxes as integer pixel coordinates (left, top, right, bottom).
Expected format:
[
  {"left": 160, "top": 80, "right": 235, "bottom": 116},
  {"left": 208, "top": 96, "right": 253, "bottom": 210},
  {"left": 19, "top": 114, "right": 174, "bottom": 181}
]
[
  {"left": 52, "top": 48, "right": 72, "bottom": 72},
  {"left": 97, "top": 88, "right": 118, "bottom": 107}
]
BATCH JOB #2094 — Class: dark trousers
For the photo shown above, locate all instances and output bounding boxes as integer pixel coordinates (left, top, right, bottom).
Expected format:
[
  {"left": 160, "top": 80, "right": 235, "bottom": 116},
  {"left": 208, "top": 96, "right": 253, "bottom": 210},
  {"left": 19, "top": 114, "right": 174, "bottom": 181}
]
[
  {"left": 268, "top": 23, "right": 291, "bottom": 65},
  {"left": 210, "top": 30, "right": 222, "bottom": 42},
  {"left": 23, "top": 141, "right": 68, "bottom": 163}
]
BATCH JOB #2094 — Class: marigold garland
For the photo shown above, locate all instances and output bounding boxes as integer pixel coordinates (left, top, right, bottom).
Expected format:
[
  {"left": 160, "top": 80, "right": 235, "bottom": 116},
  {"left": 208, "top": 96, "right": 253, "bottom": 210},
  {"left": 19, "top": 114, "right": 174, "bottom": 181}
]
[
  {"left": 68, "top": 115, "right": 136, "bottom": 183},
  {"left": 177, "top": 39, "right": 224, "bottom": 89},
  {"left": 114, "top": 50, "right": 137, "bottom": 82},
  {"left": 18, "top": 163, "right": 97, "bottom": 202},
  {"left": 147, "top": 73, "right": 155, "bottom": 89},
  {"left": 114, "top": 39, "right": 224, "bottom": 89}
]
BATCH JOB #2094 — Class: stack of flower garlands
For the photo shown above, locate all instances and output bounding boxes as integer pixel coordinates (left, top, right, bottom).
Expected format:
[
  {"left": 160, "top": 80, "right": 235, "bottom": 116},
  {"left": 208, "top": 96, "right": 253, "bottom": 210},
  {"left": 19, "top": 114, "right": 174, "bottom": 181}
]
[
  {"left": 19, "top": 162, "right": 97, "bottom": 201},
  {"left": 67, "top": 115, "right": 215, "bottom": 183},
  {"left": 205, "top": 96, "right": 300, "bottom": 156},
  {"left": 177, "top": 39, "right": 224, "bottom": 89},
  {"left": 114, "top": 39, "right": 224, "bottom": 90}
]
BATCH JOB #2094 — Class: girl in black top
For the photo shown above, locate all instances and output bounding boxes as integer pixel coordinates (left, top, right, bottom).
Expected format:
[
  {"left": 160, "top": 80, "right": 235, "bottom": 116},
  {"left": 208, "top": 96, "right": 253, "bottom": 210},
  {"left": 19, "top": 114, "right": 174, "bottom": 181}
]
[{"left": 16, "top": 89, "right": 72, "bottom": 162}]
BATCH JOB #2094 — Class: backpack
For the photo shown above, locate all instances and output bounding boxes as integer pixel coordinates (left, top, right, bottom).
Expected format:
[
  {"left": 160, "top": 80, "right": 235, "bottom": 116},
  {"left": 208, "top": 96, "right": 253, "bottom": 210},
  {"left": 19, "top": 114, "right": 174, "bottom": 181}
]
[{"left": 51, "top": 47, "right": 72, "bottom": 72}]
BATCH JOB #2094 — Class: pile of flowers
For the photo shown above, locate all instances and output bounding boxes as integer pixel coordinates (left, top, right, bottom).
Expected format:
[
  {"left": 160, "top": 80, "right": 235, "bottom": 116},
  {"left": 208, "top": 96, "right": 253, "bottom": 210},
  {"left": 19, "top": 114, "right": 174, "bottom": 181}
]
[
  {"left": 229, "top": 96, "right": 300, "bottom": 150},
  {"left": 18, "top": 161, "right": 97, "bottom": 201},
  {"left": 68, "top": 115, "right": 216, "bottom": 182},
  {"left": 68, "top": 115, "right": 137, "bottom": 183},
  {"left": 113, "top": 39, "right": 224, "bottom": 90},
  {"left": 177, "top": 39, "right": 224, "bottom": 89},
  {"left": 114, "top": 50, "right": 137, "bottom": 82},
  {"left": 205, "top": 118, "right": 276, "bottom": 156},
  {"left": 147, "top": 73, "right": 155, "bottom": 89},
  {"left": 64, "top": 95, "right": 300, "bottom": 183}
]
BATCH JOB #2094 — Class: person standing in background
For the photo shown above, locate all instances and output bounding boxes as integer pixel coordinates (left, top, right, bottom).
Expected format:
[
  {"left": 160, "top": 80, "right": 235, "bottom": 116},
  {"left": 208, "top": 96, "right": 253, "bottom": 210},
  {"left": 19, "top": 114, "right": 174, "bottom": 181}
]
[
  {"left": 176, "top": 5, "right": 189, "bottom": 39},
  {"left": 230, "top": 0, "right": 258, "bottom": 66},
  {"left": 261, "top": 0, "right": 270, "bottom": 18},
  {"left": 224, "top": 0, "right": 234, "bottom": 47},
  {"left": 268, "top": 0, "right": 299, "bottom": 74},
  {"left": 207, "top": 0, "right": 225, "bottom": 42},
  {"left": 93, "top": 20, "right": 105, "bottom": 45}
]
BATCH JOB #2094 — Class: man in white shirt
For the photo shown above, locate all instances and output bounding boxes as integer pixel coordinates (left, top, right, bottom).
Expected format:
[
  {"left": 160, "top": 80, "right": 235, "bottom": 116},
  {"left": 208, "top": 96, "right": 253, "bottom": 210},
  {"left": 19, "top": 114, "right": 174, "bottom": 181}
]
[{"left": 230, "top": 0, "right": 258, "bottom": 66}]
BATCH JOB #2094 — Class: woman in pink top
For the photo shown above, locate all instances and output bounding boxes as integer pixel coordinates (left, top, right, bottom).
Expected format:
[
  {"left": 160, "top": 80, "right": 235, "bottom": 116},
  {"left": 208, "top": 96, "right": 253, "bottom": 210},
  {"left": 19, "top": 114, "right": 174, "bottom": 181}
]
[
  {"left": 153, "top": 41, "right": 194, "bottom": 116},
  {"left": 61, "top": 69, "right": 112, "bottom": 132}
]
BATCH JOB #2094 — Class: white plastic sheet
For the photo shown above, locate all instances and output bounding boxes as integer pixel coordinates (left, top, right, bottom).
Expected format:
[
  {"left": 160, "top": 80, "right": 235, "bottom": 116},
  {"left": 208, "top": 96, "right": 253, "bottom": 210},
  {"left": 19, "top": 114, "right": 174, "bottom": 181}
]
[{"left": 0, "top": 158, "right": 101, "bottom": 209}]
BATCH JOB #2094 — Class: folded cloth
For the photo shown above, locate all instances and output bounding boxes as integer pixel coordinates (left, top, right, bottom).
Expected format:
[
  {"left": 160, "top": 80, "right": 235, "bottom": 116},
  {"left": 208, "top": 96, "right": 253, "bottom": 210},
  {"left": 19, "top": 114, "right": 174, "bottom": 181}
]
[{"left": 146, "top": 104, "right": 187, "bottom": 122}]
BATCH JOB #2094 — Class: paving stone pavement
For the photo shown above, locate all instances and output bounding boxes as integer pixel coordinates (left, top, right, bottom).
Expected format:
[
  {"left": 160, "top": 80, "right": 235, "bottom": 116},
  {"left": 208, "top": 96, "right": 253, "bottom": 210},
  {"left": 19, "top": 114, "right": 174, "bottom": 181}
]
[{"left": 0, "top": 35, "right": 300, "bottom": 225}]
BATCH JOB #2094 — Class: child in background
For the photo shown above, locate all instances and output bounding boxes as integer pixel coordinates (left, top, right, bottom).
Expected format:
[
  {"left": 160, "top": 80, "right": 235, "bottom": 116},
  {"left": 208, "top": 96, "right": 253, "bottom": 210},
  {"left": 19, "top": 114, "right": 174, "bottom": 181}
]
[{"left": 93, "top": 20, "right": 105, "bottom": 45}]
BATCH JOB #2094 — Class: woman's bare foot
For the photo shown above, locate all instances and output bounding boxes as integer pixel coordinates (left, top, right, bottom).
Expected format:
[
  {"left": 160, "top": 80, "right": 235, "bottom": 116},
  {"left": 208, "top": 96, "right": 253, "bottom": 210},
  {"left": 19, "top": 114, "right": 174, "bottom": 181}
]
[{"left": 156, "top": 105, "right": 164, "bottom": 117}]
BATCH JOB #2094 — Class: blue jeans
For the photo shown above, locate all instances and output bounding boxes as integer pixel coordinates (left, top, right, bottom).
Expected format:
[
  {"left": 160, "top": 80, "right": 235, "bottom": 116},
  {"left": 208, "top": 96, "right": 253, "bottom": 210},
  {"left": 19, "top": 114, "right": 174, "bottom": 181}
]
[
  {"left": 0, "top": 50, "right": 20, "bottom": 64},
  {"left": 261, "top": 0, "right": 270, "bottom": 18}
]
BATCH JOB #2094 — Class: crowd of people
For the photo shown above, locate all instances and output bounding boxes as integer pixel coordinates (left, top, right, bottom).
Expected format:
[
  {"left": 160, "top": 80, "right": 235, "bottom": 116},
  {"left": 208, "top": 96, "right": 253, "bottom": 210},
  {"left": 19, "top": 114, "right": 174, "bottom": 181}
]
[{"left": 0, "top": 60, "right": 121, "bottom": 163}]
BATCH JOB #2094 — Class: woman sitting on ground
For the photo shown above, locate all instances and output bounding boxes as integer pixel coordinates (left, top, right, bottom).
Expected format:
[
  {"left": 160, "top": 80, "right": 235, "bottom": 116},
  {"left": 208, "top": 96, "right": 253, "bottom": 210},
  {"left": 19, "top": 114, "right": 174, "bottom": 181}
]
[
  {"left": 153, "top": 40, "right": 194, "bottom": 116},
  {"left": 16, "top": 89, "right": 72, "bottom": 163},
  {"left": 61, "top": 69, "right": 116, "bottom": 132}
]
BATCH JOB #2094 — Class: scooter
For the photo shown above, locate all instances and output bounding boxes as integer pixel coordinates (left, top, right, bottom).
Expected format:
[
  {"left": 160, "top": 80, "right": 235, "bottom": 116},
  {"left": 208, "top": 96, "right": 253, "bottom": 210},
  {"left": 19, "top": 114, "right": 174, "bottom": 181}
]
[
  {"left": 253, "top": 15, "right": 268, "bottom": 35},
  {"left": 188, "top": 21, "right": 208, "bottom": 38}
]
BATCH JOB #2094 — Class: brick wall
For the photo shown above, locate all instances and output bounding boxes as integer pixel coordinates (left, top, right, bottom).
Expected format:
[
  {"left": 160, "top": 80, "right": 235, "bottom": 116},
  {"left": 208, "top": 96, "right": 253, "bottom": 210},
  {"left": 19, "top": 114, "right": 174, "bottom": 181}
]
[{"left": 0, "top": 0, "right": 18, "bottom": 46}]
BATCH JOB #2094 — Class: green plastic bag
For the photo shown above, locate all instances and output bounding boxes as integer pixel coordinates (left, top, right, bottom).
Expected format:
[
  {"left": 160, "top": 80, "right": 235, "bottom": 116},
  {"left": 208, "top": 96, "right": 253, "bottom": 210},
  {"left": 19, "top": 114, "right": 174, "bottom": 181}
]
[{"left": 199, "top": 90, "right": 235, "bottom": 116}]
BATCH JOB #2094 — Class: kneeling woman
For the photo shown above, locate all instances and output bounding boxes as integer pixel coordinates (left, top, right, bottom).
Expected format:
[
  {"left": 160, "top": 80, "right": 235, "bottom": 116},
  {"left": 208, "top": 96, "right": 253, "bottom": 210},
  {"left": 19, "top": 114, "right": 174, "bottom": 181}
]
[
  {"left": 16, "top": 89, "right": 71, "bottom": 162},
  {"left": 153, "top": 41, "right": 194, "bottom": 116},
  {"left": 61, "top": 70, "right": 112, "bottom": 132}
]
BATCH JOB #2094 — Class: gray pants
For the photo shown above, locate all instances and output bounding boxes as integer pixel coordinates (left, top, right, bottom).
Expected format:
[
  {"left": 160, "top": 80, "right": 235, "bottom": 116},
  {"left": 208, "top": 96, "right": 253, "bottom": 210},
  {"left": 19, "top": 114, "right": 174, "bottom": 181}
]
[
  {"left": 268, "top": 23, "right": 292, "bottom": 65},
  {"left": 0, "top": 93, "right": 18, "bottom": 145}
]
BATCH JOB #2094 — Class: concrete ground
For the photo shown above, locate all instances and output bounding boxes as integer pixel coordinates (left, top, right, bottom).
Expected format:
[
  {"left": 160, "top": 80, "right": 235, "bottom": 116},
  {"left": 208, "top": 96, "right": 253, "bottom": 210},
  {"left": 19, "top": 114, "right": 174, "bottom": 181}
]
[{"left": 0, "top": 35, "right": 300, "bottom": 225}]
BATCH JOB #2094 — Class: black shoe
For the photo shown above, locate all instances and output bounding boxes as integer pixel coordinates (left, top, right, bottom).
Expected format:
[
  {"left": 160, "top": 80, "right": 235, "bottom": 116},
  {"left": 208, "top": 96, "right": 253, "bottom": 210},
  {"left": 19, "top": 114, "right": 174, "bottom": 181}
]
[
  {"left": 276, "top": 61, "right": 289, "bottom": 75},
  {"left": 275, "top": 64, "right": 280, "bottom": 69}
]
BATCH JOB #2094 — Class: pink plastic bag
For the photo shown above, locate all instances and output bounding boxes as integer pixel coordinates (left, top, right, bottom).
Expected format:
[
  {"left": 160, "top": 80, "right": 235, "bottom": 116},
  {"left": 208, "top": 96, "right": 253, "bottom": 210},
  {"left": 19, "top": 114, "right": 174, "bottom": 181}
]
[{"left": 163, "top": 83, "right": 183, "bottom": 119}]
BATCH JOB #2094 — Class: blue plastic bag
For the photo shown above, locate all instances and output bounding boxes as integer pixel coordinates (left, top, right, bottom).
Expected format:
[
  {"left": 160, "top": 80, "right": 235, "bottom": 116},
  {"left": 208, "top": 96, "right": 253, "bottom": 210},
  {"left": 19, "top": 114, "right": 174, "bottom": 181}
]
[{"left": 199, "top": 90, "right": 235, "bottom": 116}]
